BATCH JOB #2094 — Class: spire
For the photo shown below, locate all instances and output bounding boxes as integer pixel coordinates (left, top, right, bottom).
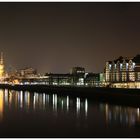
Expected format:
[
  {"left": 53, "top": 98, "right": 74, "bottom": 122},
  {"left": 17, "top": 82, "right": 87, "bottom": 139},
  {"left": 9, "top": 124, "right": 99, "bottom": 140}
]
[{"left": 0, "top": 52, "right": 3, "bottom": 65}]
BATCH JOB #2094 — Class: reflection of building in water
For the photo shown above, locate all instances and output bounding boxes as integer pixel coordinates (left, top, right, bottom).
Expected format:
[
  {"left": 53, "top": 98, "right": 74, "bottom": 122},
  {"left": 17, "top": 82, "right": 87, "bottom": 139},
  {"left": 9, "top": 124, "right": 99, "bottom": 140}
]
[
  {"left": 76, "top": 98, "right": 80, "bottom": 116},
  {"left": 32, "top": 92, "right": 88, "bottom": 118},
  {"left": 4, "top": 89, "right": 8, "bottom": 106},
  {"left": 66, "top": 96, "right": 69, "bottom": 111},
  {"left": 0, "top": 90, "right": 4, "bottom": 121},
  {"left": 33, "top": 93, "right": 48, "bottom": 110},
  {"left": 14, "top": 91, "right": 18, "bottom": 109},
  {"left": 101, "top": 103, "right": 140, "bottom": 127},
  {"left": 0, "top": 90, "right": 89, "bottom": 119},
  {"left": 24, "top": 92, "right": 30, "bottom": 109},
  {"left": 53, "top": 94, "right": 57, "bottom": 112},
  {"left": 85, "top": 99, "right": 88, "bottom": 117},
  {"left": 19, "top": 91, "right": 23, "bottom": 108},
  {"left": 33, "top": 93, "right": 38, "bottom": 110},
  {"left": 76, "top": 97, "right": 88, "bottom": 118},
  {"left": 8, "top": 91, "right": 12, "bottom": 107},
  {"left": 43, "top": 93, "right": 46, "bottom": 109}
]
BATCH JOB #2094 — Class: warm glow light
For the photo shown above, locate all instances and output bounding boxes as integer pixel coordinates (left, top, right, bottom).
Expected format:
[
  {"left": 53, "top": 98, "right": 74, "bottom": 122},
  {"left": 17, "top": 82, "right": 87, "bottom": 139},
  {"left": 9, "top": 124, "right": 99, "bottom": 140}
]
[
  {"left": 105, "top": 104, "right": 109, "bottom": 124},
  {"left": 20, "top": 91, "right": 23, "bottom": 108},
  {"left": 25, "top": 91, "right": 30, "bottom": 108},
  {"left": 4, "top": 89, "right": 8, "bottom": 106},
  {"left": 0, "top": 90, "right": 4, "bottom": 122},
  {"left": 137, "top": 108, "right": 140, "bottom": 117}
]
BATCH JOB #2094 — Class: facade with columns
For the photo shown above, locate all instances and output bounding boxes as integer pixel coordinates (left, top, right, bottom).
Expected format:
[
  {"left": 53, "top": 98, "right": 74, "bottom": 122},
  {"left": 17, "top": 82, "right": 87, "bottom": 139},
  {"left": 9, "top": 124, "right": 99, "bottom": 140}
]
[{"left": 105, "top": 55, "right": 140, "bottom": 82}]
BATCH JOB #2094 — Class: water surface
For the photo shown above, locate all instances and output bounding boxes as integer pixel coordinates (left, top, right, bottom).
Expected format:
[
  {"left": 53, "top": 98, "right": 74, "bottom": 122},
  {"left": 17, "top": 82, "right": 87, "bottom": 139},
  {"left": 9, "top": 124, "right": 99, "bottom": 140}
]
[{"left": 0, "top": 89, "right": 140, "bottom": 137}]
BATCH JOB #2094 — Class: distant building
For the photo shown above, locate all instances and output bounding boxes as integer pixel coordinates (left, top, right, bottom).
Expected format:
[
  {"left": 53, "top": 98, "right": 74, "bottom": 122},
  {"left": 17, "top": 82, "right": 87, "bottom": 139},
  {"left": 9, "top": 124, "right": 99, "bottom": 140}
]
[
  {"left": 44, "top": 67, "right": 102, "bottom": 86},
  {"left": 100, "top": 73, "right": 105, "bottom": 82},
  {"left": 0, "top": 52, "right": 4, "bottom": 78},
  {"left": 70, "top": 67, "right": 85, "bottom": 74},
  {"left": 20, "top": 67, "right": 37, "bottom": 77},
  {"left": 84, "top": 73, "right": 100, "bottom": 86},
  {"left": 44, "top": 73, "right": 73, "bottom": 85},
  {"left": 105, "top": 55, "right": 140, "bottom": 82},
  {"left": 69, "top": 67, "right": 85, "bottom": 85}
]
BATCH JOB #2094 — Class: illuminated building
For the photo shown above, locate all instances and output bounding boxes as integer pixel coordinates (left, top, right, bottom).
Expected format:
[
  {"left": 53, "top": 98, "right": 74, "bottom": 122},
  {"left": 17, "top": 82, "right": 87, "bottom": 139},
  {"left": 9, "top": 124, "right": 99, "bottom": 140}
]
[
  {"left": 20, "top": 67, "right": 37, "bottom": 77},
  {"left": 44, "top": 67, "right": 102, "bottom": 86},
  {"left": 45, "top": 73, "right": 73, "bottom": 85},
  {"left": 84, "top": 73, "right": 100, "bottom": 86},
  {"left": 0, "top": 52, "right": 4, "bottom": 78},
  {"left": 105, "top": 55, "right": 140, "bottom": 82},
  {"left": 44, "top": 67, "right": 86, "bottom": 86},
  {"left": 70, "top": 67, "right": 85, "bottom": 74},
  {"left": 105, "top": 55, "right": 140, "bottom": 88}
]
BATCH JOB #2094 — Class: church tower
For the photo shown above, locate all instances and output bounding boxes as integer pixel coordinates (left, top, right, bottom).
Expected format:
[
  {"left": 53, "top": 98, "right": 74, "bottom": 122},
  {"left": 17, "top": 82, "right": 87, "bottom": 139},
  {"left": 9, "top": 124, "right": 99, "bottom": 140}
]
[{"left": 0, "top": 52, "right": 4, "bottom": 77}]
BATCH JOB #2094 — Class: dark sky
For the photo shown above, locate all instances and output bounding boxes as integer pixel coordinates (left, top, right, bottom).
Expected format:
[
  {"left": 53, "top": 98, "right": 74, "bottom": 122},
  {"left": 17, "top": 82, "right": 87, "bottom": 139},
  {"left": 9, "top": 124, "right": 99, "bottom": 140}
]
[{"left": 0, "top": 2, "right": 140, "bottom": 74}]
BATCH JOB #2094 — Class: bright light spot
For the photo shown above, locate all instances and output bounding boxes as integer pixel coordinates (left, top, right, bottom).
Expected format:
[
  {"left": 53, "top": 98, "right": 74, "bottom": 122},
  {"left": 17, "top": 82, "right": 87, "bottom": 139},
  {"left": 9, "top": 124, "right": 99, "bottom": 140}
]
[
  {"left": 66, "top": 96, "right": 69, "bottom": 111},
  {"left": 85, "top": 98, "right": 88, "bottom": 117},
  {"left": 76, "top": 97, "right": 80, "bottom": 116}
]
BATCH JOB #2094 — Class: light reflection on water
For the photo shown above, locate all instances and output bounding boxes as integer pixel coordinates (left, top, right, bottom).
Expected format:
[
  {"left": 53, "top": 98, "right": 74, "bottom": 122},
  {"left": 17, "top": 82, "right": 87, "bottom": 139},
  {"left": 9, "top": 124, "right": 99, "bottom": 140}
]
[
  {"left": 0, "top": 90, "right": 3, "bottom": 121},
  {"left": 0, "top": 89, "right": 140, "bottom": 129},
  {"left": 99, "top": 103, "right": 140, "bottom": 127}
]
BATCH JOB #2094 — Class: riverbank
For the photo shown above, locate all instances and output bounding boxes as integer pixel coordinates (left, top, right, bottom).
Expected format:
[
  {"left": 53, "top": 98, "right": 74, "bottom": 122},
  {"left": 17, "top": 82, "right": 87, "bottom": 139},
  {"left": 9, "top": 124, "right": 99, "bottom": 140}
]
[{"left": 0, "top": 84, "right": 140, "bottom": 106}]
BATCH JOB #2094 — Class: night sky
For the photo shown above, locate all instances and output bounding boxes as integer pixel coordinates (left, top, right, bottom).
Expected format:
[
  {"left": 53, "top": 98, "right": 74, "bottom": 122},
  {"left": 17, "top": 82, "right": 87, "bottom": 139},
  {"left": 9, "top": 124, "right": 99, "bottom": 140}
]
[{"left": 0, "top": 2, "right": 140, "bottom": 74}]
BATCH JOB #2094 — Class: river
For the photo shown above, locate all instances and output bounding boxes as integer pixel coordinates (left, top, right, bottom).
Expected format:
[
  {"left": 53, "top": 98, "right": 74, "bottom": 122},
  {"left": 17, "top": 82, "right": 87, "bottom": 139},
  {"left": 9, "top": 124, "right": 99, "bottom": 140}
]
[{"left": 0, "top": 89, "right": 140, "bottom": 137}]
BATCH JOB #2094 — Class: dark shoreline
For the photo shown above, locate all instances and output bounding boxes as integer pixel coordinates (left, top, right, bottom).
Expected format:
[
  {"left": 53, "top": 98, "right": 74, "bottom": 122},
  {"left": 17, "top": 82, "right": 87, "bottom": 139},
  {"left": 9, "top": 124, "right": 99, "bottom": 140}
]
[{"left": 1, "top": 84, "right": 140, "bottom": 107}]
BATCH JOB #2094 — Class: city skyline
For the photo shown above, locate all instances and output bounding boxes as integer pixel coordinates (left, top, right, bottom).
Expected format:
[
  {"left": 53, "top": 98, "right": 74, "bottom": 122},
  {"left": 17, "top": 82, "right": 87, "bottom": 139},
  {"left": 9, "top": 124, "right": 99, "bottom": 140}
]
[{"left": 0, "top": 2, "right": 140, "bottom": 74}]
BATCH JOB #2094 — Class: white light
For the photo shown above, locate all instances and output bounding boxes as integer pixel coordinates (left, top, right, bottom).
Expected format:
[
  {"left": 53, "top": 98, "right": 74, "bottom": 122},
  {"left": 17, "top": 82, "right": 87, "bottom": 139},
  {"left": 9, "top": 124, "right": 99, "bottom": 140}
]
[
  {"left": 66, "top": 96, "right": 69, "bottom": 111},
  {"left": 76, "top": 97, "right": 80, "bottom": 116},
  {"left": 133, "top": 63, "right": 135, "bottom": 69},
  {"left": 61, "top": 100, "right": 64, "bottom": 109},
  {"left": 109, "top": 64, "right": 112, "bottom": 70},
  {"left": 33, "top": 94, "right": 36, "bottom": 110},
  {"left": 53, "top": 82, "right": 58, "bottom": 85},
  {"left": 85, "top": 99, "right": 88, "bottom": 117},
  {"left": 43, "top": 93, "right": 46, "bottom": 108},
  {"left": 53, "top": 94, "right": 57, "bottom": 112},
  {"left": 120, "top": 63, "right": 122, "bottom": 69}
]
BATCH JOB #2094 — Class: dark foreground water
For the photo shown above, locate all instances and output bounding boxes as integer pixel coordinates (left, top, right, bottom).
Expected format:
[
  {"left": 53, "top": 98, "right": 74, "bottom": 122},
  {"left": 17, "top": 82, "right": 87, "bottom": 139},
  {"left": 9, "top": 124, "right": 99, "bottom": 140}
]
[{"left": 0, "top": 89, "right": 140, "bottom": 137}]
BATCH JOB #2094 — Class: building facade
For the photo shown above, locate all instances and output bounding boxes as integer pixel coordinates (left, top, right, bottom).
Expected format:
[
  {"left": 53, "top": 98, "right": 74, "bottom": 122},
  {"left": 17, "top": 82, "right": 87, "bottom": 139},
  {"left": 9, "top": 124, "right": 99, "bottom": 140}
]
[
  {"left": 20, "top": 67, "right": 37, "bottom": 77},
  {"left": 105, "top": 55, "right": 140, "bottom": 83},
  {"left": 0, "top": 52, "right": 4, "bottom": 78},
  {"left": 43, "top": 67, "right": 102, "bottom": 86}
]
